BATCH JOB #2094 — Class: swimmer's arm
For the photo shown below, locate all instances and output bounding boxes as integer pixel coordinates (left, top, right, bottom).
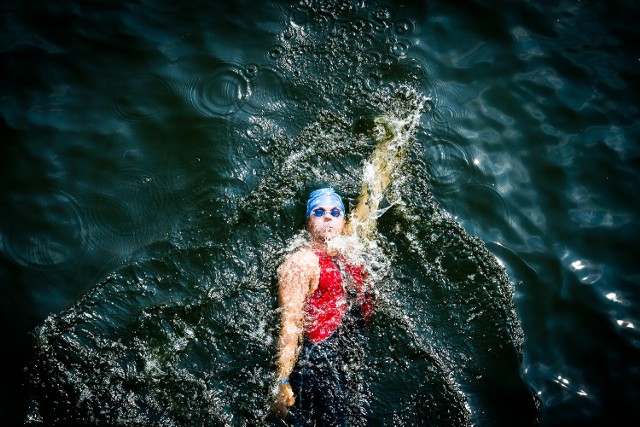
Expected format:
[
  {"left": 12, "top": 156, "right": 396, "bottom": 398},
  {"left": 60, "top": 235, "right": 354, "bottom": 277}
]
[
  {"left": 345, "top": 117, "right": 400, "bottom": 240},
  {"left": 272, "top": 250, "right": 318, "bottom": 417},
  {"left": 275, "top": 251, "right": 317, "bottom": 382}
]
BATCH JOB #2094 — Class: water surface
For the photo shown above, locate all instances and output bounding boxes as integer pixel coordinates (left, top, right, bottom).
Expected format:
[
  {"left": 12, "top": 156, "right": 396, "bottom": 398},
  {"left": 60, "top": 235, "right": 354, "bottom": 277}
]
[{"left": 1, "top": 0, "right": 639, "bottom": 425}]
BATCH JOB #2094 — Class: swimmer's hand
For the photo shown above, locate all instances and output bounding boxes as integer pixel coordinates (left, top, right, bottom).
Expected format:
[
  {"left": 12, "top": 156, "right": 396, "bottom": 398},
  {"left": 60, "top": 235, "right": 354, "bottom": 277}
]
[{"left": 271, "top": 383, "right": 294, "bottom": 418}]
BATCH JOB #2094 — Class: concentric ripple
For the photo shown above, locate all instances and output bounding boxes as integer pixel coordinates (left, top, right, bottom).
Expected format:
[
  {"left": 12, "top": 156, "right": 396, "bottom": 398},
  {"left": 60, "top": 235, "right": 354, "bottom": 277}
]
[
  {"left": 2, "top": 191, "right": 86, "bottom": 269},
  {"left": 109, "top": 72, "right": 173, "bottom": 123},
  {"left": 393, "top": 18, "right": 416, "bottom": 36},
  {"left": 79, "top": 166, "right": 172, "bottom": 251},
  {"left": 433, "top": 105, "right": 456, "bottom": 124},
  {"left": 189, "top": 64, "right": 249, "bottom": 117},
  {"left": 422, "top": 137, "right": 473, "bottom": 193}
]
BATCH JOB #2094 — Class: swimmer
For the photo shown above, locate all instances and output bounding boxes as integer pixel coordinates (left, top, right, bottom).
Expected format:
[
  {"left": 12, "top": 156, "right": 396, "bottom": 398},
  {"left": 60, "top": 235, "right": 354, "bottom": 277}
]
[{"left": 272, "top": 187, "right": 375, "bottom": 425}]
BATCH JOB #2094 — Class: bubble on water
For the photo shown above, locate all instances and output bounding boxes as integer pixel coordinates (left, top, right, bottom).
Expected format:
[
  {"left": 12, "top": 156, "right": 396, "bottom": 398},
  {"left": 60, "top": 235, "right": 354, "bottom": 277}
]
[
  {"left": 308, "top": 12, "right": 334, "bottom": 34},
  {"left": 243, "top": 63, "right": 260, "bottom": 79},
  {"left": 390, "top": 39, "right": 411, "bottom": 58},
  {"left": 239, "top": 117, "right": 286, "bottom": 159},
  {"left": 241, "top": 67, "right": 293, "bottom": 115},
  {"left": 268, "top": 44, "right": 284, "bottom": 60},
  {"left": 422, "top": 97, "right": 436, "bottom": 114},
  {"left": 393, "top": 18, "right": 415, "bottom": 36},
  {"left": 269, "top": 0, "right": 422, "bottom": 116},
  {"left": 371, "top": 3, "right": 394, "bottom": 31},
  {"left": 349, "top": 16, "right": 375, "bottom": 36},
  {"left": 245, "top": 122, "right": 265, "bottom": 141}
]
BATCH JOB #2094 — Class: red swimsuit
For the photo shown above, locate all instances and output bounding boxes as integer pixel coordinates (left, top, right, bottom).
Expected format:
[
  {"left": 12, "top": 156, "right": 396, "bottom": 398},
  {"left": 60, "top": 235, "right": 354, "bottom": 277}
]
[{"left": 304, "top": 252, "right": 374, "bottom": 343}]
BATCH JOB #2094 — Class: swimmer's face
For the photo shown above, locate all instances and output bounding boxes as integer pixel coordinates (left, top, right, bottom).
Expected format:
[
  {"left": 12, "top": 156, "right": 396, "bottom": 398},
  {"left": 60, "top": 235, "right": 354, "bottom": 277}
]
[{"left": 307, "top": 205, "right": 345, "bottom": 241}]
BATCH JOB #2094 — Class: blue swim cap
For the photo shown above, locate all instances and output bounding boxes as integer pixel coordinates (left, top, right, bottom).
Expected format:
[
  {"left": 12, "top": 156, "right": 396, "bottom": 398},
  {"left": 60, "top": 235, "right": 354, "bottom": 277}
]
[{"left": 305, "top": 187, "right": 345, "bottom": 218}]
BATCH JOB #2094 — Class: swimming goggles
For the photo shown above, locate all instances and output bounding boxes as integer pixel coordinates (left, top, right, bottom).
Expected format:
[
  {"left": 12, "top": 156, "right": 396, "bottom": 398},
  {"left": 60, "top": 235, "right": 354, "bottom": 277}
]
[{"left": 311, "top": 208, "right": 343, "bottom": 218}]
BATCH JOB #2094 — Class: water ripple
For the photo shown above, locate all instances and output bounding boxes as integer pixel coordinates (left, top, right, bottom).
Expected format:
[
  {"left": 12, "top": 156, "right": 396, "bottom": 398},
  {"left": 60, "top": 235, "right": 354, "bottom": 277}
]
[
  {"left": 568, "top": 207, "right": 633, "bottom": 229},
  {"left": 308, "top": 12, "right": 335, "bottom": 35},
  {"left": 396, "top": 57, "right": 430, "bottom": 86},
  {"left": 79, "top": 166, "right": 172, "bottom": 251},
  {"left": 188, "top": 64, "right": 249, "bottom": 117},
  {"left": 241, "top": 67, "right": 293, "bottom": 116},
  {"left": 422, "top": 137, "right": 472, "bottom": 193},
  {"left": 433, "top": 105, "right": 455, "bottom": 124},
  {"left": 393, "top": 18, "right": 416, "bottom": 37},
  {"left": 370, "top": 3, "right": 394, "bottom": 32},
  {"left": 109, "top": 72, "right": 173, "bottom": 123},
  {"left": 240, "top": 116, "right": 286, "bottom": 159},
  {"left": 390, "top": 38, "right": 411, "bottom": 58},
  {"left": 2, "top": 191, "right": 86, "bottom": 269},
  {"left": 463, "top": 183, "right": 511, "bottom": 235}
]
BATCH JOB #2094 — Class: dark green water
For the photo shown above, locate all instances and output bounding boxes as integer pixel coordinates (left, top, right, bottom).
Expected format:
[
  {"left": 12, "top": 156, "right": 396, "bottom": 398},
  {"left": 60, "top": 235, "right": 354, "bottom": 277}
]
[{"left": 2, "top": 0, "right": 639, "bottom": 425}]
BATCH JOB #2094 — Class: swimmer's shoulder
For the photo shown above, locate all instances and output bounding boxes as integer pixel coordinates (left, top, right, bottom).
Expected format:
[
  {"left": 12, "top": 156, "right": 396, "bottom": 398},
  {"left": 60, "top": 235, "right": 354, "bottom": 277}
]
[{"left": 280, "top": 247, "right": 318, "bottom": 272}]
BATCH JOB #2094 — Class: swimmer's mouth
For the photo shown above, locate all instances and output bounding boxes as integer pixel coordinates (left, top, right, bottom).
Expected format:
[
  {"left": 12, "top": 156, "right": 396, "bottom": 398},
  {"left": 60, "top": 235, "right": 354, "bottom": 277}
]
[{"left": 320, "top": 228, "right": 336, "bottom": 237}]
